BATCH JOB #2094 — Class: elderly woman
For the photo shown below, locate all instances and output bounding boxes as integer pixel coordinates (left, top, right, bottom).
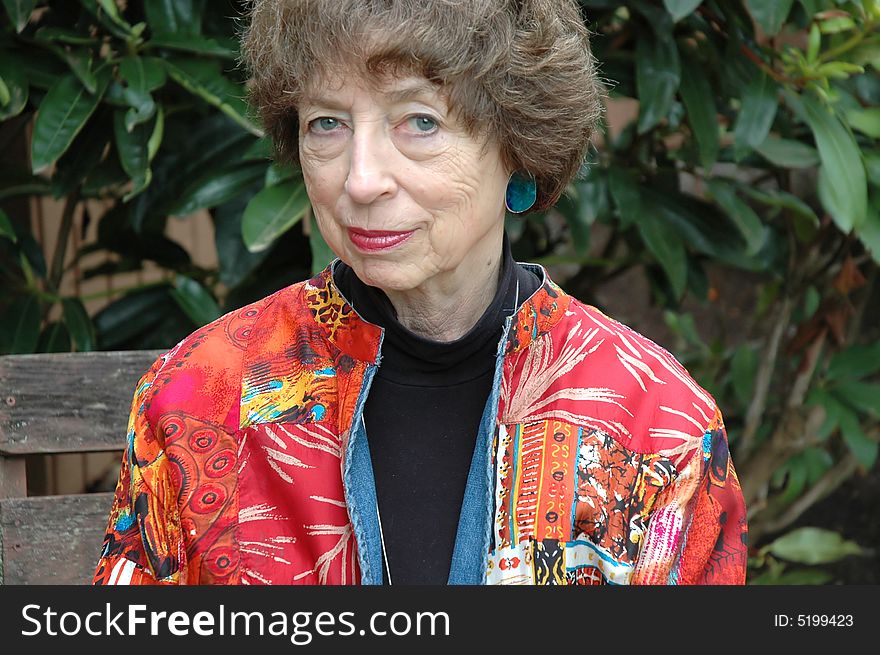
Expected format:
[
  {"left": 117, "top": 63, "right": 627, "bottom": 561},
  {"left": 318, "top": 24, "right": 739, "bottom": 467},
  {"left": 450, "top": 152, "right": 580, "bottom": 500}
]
[{"left": 94, "top": 0, "right": 747, "bottom": 586}]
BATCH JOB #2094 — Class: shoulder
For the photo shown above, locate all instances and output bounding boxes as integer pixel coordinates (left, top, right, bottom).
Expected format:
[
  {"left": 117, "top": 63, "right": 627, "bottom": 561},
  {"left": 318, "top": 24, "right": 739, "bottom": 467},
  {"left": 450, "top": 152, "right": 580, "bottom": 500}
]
[
  {"left": 502, "top": 293, "right": 719, "bottom": 467},
  {"left": 139, "top": 281, "right": 309, "bottom": 433}
]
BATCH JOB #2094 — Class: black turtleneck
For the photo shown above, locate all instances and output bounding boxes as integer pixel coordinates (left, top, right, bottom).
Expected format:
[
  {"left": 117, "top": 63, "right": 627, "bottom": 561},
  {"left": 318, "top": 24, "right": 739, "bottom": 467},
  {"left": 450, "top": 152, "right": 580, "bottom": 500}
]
[{"left": 333, "top": 237, "right": 540, "bottom": 584}]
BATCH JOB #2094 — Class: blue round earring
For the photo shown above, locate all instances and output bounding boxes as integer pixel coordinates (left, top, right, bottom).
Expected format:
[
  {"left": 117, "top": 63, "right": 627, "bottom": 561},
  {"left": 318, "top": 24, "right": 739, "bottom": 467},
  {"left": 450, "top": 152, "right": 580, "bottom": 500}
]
[{"left": 505, "top": 170, "right": 537, "bottom": 214}]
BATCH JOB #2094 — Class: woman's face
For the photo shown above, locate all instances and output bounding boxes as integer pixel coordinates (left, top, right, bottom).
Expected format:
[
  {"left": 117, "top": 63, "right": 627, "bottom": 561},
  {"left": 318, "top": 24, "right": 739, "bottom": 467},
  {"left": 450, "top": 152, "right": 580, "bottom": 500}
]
[{"left": 297, "top": 72, "right": 510, "bottom": 295}]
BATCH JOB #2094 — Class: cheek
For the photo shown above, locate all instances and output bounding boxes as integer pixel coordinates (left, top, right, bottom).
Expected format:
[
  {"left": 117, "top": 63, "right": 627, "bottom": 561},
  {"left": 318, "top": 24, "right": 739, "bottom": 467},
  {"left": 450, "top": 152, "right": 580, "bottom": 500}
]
[
  {"left": 432, "top": 145, "right": 506, "bottom": 211},
  {"left": 419, "top": 157, "right": 484, "bottom": 214},
  {"left": 303, "top": 162, "right": 338, "bottom": 202}
]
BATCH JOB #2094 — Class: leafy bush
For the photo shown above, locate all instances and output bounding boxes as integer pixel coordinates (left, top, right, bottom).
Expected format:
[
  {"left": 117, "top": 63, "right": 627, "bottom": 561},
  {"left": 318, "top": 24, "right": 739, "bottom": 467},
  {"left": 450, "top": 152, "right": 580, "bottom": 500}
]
[{"left": 1, "top": 0, "right": 877, "bottom": 582}]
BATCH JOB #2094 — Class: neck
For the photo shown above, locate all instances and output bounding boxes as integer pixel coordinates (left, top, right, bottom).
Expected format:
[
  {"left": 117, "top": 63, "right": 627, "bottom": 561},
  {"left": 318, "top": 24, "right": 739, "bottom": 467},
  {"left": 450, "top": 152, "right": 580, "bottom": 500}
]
[{"left": 384, "top": 236, "right": 505, "bottom": 342}]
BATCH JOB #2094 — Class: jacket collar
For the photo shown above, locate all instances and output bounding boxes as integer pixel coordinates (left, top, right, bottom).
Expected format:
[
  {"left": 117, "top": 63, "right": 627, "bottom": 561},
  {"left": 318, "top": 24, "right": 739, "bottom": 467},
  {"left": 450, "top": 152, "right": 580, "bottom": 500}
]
[{"left": 303, "top": 260, "right": 572, "bottom": 363}]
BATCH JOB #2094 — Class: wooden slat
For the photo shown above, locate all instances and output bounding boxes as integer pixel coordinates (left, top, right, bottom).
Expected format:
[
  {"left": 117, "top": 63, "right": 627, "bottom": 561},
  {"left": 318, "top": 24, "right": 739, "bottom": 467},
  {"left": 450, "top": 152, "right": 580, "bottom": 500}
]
[
  {"left": 0, "top": 492, "right": 113, "bottom": 585},
  {"left": 0, "top": 350, "right": 163, "bottom": 455},
  {"left": 0, "top": 457, "right": 26, "bottom": 499}
]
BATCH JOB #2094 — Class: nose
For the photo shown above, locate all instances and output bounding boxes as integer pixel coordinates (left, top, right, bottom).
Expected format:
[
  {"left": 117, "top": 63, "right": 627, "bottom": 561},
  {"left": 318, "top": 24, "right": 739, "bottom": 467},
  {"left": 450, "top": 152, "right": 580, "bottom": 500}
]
[{"left": 344, "top": 125, "right": 397, "bottom": 205}]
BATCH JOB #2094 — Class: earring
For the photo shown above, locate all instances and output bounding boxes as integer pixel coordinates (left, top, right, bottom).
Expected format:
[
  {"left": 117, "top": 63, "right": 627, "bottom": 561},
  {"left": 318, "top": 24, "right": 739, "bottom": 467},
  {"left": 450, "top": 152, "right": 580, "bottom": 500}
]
[{"left": 505, "top": 170, "right": 537, "bottom": 214}]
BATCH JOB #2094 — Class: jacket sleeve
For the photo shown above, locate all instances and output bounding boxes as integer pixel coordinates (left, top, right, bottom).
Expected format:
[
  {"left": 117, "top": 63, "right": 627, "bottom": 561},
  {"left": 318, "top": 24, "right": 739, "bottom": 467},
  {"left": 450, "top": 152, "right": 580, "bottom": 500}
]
[
  {"left": 93, "top": 355, "right": 186, "bottom": 585},
  {"left": 631, "top": 409, "right": 748, "bottom": 585}
]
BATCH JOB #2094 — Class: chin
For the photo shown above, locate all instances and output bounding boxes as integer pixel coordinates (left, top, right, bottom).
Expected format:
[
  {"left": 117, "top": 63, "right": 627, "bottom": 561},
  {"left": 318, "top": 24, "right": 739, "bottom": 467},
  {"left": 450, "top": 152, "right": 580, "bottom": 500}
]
[{"left": 351, "top": 259, "right": 421, "bottom": 293}]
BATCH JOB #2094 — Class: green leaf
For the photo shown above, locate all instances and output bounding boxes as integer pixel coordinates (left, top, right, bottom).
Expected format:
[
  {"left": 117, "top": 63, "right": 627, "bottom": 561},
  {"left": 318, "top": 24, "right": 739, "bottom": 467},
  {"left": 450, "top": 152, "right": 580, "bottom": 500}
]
[
  {"left": 36, "top": 321, "right": 71, "bottom": 353},
  {"left": 827, "top": 343, "right": 880, "bottom": 380},
  {"left": 147, "top": 103, "right": 164, "bottom": 161},
  {"left": 16, "top": 49, "right": 67, "bottom": 90},
  {"left": 845, "top": 107, "right": 880, "bottom": 138},
  {"left": 120, "top": 56, "right": 166, "bottom": 93},
  {"left": 802, "top": 447, "right": 833, "bottom": 482},
  {"left": 851, "top": 41, "right": 880, "bottom": 70},
  {"left": 663, "top": 0, "right": 702, "bottom": 22},
  {"left": 144, "top": 0, "right": 203, "bottom": 36},
  {"left": 777, "top": 454, "right": 808, "bottom": 503},
  {"left": 265, "top": 163, "right": 297, "bottom": 187},
  {"left": 243, "top": 180, "right": 311, "bottom": 253},
  {"left": 730, "top": 343, "right": 758, "bottom": 407},
  {"left": 33, "top": 26, "right": 100, "bottom": 46},
  {"left": 0, "top": 52, "right": 28, "bottom": 120},
  {"left": 746, "top": 0, "right": 794, "bottom": 35},
  {"left": 803, "top": 285, "right": 820, "bottom": 319},
  {"left": 575, "top": 167, "right": 610, "bottom": 224},
  {"left": 0, "top": 208, "right": 16, "bottom": 242},
  {"left": 706, "top": 179, "right": 767, "bottom": 255},
  {"left": 803, "top": 94, "right": 868, "bottom": 232},
  {"left": 555, "top": 192, "right": 591, "bottom": 254},
  {"left": 608, "top": 168, "right": 642, "bottom": 229},
  {"left": 2, "top": 0, "right": 36, "bottom": 33},
  {"left": 61, "top": 297, "right": 96, "bottom": 352},
  {"left": 243, "top": 137, "right": 272, "bottom": 161},
  {"left": 52, "top": 107, "right": 113, "bottom": 198},
  {"left": 635, "top": 27, "right": 681, "bottom": 133},
  {"left": 163, "top": 59, "right": 261, "bottom": 136},
  {"left": 93, "top": 287, "right": 172, "bottom": 348},
  {"left": 0, "top": 74, "right": 9, "bottom": 105},
  {"left": 213, "top": 189, "right": 272, "bottom": 288},
  {"left": 171, "top": 274, "right": 220, "bottom": 327},
  {"left": 638, "top": 212, "right": 687, "bottom": 298},
  {"left": 113, "top": 109, "right": 154, "bottom": 200},
  {"left": 733, "top": 72, "right": 778, "bottom": 160},
  {"left": 832, "top": 380, "right": 880, "bottom": 417},
  {"left": 679, "top": 56, "right": 719, "bottom": 168},
  {"left": 169, "top": 161, "right": 266, "bottom": 216},
  {"left": 740, "top": 186, "right": 819, "bottom": 223},
  {"left": 128, "top": 114, "right": 256, "bottom": 231},
  {"left": 0, "top": 169, "right": 52, "bottom": 201},
  {"left": 807, "top": 23, "right": 821, "bottom": 63},
  {"left": 81, "top": 155, "right": 128, "bottom": 198},
  {"left": 755, "top": 137, "right": 820, "bottom": 168},
  {"left": 30, "top": 73, "right": 109, "bottom": 173},
  {"left": 764, "top": 527, "right": 864, "bottom": 565},
  {"left": 148, "top": 34, "right": 237, "bottom": 59},
  {"left": 866, "top": 151, "right": 880, "bottom": 186},
  {"left": 798, "top": 0, "right": 823, "bottom": 16},
  {"left": 838, "top": 410, "right": 878, "bottom": 469},
  {"left": 750, "top": 569, "right": 833, "bottom": 585},
  {"left": 309, "top": 220, "right": 337, "bottom": 276},
  {"left": 0, "top": 294, "right": 40, "bottom": 354},
  {"left": 663, "top": 310, "right": 704, "bottom": 349},
  {"left": 119, "top": 56, "right": 165, "bottom": 130},
  {"left": 818, "top": 15, "right": 856, "bottom": 34},
  {"left": 80, "top": 0, "right": 133, "bottom": 37},
  {"left": 18, "top": 233, "right": 46, "bottom": 278},
  {"left": 856, "top": 200, "right": 880, "bottom": 264},
  {"left": 54, "top": 47, "right": 98, "bottom": 94},
  {"left": 641, "top": 188, "right": 743, "bottom": 261}
]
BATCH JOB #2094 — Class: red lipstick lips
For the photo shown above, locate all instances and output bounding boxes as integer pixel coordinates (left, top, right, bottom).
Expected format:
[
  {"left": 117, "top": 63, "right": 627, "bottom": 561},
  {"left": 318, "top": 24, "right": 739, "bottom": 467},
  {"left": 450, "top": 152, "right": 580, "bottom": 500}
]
[{"left": 348, "top": 228, "right": 415, "bottom": 253}]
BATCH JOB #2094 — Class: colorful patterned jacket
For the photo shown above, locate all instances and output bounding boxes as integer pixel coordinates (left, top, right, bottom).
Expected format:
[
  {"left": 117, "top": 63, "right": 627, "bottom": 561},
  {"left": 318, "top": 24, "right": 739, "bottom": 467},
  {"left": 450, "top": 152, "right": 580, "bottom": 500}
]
[{"left": 93, "top": 262, "right": 748, "bottom": 586}]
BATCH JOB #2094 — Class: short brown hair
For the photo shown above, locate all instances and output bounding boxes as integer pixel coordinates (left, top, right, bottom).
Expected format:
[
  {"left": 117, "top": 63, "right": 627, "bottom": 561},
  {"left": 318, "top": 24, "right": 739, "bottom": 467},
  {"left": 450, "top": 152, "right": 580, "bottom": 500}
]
[{"left": 241, "top": 0, "right": 603, "bottom": 212}]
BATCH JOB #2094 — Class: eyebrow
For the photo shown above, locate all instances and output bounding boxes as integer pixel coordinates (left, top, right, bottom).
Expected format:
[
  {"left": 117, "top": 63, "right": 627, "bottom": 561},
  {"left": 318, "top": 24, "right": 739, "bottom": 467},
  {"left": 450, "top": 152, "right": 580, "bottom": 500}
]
[
  {"left": 384, "top": 81, "right": 443, "bottom": 105},
  {"left": 301, "top": 80, "right": 445, "bottom": 110}
]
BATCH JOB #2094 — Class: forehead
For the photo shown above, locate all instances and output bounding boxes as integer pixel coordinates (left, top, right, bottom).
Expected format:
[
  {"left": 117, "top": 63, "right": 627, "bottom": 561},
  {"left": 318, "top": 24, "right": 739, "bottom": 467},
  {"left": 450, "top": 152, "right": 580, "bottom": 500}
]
[{"left": 300, "top": 70, "right": 449, "bottom": 108}]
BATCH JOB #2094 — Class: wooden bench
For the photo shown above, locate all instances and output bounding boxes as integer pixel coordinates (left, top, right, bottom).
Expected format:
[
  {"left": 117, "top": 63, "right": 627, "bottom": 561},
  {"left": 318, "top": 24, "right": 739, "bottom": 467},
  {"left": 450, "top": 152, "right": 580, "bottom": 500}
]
[{"left": 0, "top": 350, "right": 162, "bottom": 585}]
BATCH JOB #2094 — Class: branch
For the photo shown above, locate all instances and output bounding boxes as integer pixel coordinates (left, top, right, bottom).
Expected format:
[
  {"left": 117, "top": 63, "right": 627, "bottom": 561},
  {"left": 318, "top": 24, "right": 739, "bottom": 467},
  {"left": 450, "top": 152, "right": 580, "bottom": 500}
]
[
  {"left": 741, "top": 329, "right": 826, "bottom": 512},
  {"left": 753, "top": 454, "right": 859, "bottom": 543},
  {"left": 48, "top": 191, "right": 79, "bottom": 294},
  {"left": 739, "top": 43, "right": 795, "bottom": 85},
  {"left": 739, "top": 295, "right": 794, "bottom": 460}
]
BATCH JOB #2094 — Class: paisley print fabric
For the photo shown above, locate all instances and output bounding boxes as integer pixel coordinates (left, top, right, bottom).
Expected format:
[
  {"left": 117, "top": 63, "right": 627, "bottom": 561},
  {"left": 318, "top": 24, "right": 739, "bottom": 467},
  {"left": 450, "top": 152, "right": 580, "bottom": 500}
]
[{"left": 94, "top": 262, "right": 747, "bottom": 586}]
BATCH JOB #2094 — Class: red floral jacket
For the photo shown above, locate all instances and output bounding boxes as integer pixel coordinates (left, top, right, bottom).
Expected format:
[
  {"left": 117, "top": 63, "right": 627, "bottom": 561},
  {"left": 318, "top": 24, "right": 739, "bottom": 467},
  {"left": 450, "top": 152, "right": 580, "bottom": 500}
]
[{"left": 93, "top": 263, "right": 747, "bottom": 585}]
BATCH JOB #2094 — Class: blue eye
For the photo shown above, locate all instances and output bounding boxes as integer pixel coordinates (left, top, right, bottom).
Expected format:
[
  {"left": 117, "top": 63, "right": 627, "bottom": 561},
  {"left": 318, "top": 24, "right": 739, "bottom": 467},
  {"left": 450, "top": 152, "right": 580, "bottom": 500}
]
[
  {"left": 311, "top": 117, "right": 341, "bottom": 132},
  {"left": 407, "top": 115, "right": 438, "bottom": 133}
]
